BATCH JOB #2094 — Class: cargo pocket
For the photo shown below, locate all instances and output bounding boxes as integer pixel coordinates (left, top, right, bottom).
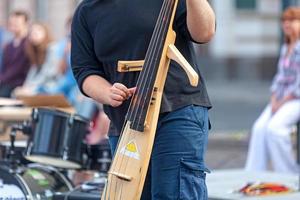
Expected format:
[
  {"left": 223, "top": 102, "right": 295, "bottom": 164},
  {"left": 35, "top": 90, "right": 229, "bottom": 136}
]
[{"left": 179, "top": 158, "right": 209, "bottom": 200}]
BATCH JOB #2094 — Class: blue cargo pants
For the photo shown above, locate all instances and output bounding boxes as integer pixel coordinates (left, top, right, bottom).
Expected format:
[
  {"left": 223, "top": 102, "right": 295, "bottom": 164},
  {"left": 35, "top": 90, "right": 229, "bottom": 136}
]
[{"left": 109, "top": 105, "right": 210, "bottom": 200}]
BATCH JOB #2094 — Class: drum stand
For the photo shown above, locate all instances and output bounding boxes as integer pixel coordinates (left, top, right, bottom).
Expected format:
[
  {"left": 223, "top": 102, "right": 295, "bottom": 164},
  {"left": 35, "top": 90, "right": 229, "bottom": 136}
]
[
  {"left": 7, "top": 127, "right": 19, "bottom": 172},
  {"left": 7, "top": 123, "right": 31, "bottom": 172}
]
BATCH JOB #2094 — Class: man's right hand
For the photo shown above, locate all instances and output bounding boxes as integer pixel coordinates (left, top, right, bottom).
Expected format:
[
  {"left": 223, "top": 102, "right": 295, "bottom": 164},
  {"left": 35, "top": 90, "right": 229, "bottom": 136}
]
[
  {"left": 82, "top": 75, "right": 136, "bottom": 107},
  {"left": 108, "top": 83, "right": 136, "bottom": 107}
]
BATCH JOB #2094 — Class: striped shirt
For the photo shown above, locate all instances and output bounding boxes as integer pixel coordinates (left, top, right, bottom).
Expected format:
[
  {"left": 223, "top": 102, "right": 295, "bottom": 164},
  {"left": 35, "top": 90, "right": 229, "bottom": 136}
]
[{"left": 270, "top": 41, "right": 300, "bottom": 100}]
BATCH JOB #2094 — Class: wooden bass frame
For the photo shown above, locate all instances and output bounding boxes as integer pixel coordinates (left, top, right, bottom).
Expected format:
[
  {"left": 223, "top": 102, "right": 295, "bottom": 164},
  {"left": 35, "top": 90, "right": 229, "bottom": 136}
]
[{"left": 102, "top": 0, "right": 198, "bottom": 199}]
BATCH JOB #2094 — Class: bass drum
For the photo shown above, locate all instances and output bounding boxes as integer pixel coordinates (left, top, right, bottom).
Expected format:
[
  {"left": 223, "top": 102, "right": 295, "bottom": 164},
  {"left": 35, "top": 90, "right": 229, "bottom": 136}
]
[
  {"left": 0, "top": 163, "right": 73, "bottom": 199},
  {"left": 85, "top": 139, "right": 112, "bottom": 173}
]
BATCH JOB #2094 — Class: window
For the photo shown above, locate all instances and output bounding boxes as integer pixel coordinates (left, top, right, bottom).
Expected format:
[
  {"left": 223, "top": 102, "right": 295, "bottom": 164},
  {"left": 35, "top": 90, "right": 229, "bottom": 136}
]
[
  {"left": 235, "top": 0, "right": 256, "bottom": 10},
  {"left": 36, "top": 0, "right": 48, "bottom": 21}
]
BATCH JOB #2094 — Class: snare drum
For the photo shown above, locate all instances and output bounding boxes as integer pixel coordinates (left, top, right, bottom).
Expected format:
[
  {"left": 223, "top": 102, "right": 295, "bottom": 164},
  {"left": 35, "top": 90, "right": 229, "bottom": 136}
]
[
  {"left": 25, "top": 108, "right": 90, "bottom": 169},
  {"left": 0, "top": 163, "right": 73, "bottom": 199}
]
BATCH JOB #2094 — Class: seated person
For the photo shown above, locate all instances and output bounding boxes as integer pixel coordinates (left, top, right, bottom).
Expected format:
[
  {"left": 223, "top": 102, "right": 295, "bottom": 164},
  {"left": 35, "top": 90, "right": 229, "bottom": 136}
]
[{"left": 245, "top": 7, "right": 300, "bottom": 174}]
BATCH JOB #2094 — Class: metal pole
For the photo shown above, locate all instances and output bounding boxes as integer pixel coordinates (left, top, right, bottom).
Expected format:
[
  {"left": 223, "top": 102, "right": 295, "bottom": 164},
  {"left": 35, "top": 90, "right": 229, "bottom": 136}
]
[{"left": 297, "top": 122, "right": 300, "bottom": 191}]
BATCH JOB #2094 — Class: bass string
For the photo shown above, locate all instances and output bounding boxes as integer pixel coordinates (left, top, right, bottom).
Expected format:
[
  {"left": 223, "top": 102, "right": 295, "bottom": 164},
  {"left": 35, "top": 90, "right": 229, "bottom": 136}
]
[
  {"left": 117, "top": 0, "right": 174, "bottom": 199},
  {"left": 120, "top": 0, "right": 172, "bottom": 180},
  {"left": 118, "top": 0, "right": 175, "bottom": 199},
  {"left": 132, "top": 0, "right": 175, "bottom": 131},
  {"left": 129, "top": 0, "right": 175, "bottom": 130},
  {"left": 125, "top": 0, "right": 172, "bottom": 124},
  {"left": 107, "top": 1, "right": 172, "bottom": 199}
]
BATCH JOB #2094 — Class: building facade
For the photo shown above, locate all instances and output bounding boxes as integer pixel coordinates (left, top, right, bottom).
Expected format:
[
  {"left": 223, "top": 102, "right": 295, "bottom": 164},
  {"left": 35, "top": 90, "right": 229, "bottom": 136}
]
[
  {"left": 0, "top": 0, "right": 81, "bottom": 39},
  {"left": 201, "top": 0, "right": 300, "bottom": 81}
]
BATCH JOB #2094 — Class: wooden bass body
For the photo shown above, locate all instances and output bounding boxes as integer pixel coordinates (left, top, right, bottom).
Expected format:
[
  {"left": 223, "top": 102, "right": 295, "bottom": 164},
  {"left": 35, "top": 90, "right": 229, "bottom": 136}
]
[{"left": 101, "top": 0, "right": 198, "bottom": 199}]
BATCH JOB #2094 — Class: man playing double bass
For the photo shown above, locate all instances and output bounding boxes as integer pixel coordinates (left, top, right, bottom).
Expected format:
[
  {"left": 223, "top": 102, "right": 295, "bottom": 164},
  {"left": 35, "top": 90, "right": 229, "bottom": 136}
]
[{"left": 71, "top": 0, "right": 215, "bottom": 199}]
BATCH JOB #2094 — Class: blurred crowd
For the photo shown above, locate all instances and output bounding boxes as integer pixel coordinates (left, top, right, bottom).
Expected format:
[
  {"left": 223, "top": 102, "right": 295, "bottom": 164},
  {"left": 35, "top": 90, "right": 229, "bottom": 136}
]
[{"left": 0, "top": 10, "right": 110, "bottom": 145}]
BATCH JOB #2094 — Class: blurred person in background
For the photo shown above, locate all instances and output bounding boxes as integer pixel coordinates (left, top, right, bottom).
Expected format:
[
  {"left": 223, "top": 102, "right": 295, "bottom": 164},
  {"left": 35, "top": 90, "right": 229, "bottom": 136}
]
[
  {"left": 0, "top": 24, "right": 12, "bottom": 70},
  {"left": 0, "top": 26, "right": 13, "bottom": 71},
  {"left": 245, "top": 7, "right": 300, "bottom": 174},
  {"left": 0, "top": 11, "right": 30, "bottom": 97},
  {"left": 56, "top": 16, "right": 73, "bottom": 71},
  {"left": 35, "top": 17, "right": 77, "bottom": 100},
  {"left": 13, "top": 22, "right": 60, "bottom": 96}
]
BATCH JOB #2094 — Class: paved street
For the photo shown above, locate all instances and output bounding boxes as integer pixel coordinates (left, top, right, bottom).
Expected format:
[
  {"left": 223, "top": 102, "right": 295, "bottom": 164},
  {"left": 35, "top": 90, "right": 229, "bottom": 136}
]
[{"left": 204, "top": 80, "right": 270, "bottom": 170}]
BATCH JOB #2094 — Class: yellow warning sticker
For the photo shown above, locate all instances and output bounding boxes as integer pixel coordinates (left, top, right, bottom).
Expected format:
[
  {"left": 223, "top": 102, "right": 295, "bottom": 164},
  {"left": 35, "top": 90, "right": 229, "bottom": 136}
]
[
  {"left": 120, "top": 140, "right": 140, "bottom": 160},
  {"left": 126, "top": 142, "right": 137, "bottom": 152}
]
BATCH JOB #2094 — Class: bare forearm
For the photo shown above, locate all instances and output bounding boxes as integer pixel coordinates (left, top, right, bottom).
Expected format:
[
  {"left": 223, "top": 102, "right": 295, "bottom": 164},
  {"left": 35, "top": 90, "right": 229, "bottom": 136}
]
[
  {"left": 82, "top": 75, "right": 112, "bottom": 105},
  {"left": 82, "top": 75, "right": 136, "bottom": 107},
  {"left": 186, "top": 0, "right": 215, "bottom": 43}
]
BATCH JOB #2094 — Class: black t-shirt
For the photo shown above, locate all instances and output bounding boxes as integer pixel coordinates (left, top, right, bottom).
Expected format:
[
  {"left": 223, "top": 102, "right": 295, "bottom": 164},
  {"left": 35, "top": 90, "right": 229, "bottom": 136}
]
[{"left": 71, "top": 0, "right": 211, "bottom": 134}]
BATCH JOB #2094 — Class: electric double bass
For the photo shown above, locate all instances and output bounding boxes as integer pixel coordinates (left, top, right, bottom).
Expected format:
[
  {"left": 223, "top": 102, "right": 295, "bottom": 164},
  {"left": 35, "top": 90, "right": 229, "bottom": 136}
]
[{"left": 101, "top": 0, "right": 199, "bottom": 199}]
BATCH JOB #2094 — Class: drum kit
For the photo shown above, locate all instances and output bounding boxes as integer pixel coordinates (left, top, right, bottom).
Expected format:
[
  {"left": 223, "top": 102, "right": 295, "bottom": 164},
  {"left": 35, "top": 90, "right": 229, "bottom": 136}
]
[{"left": 0, "top": 107, "right": 112, "bottom": 199}]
